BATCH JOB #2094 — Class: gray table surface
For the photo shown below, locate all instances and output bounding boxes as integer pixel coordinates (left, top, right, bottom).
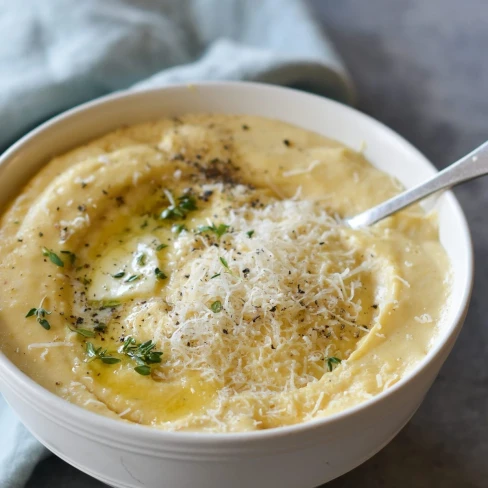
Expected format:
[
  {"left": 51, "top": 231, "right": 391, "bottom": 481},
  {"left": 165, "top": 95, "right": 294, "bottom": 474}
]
[{"left": 27, "top": 1, "right": 488, "bottom": 486}]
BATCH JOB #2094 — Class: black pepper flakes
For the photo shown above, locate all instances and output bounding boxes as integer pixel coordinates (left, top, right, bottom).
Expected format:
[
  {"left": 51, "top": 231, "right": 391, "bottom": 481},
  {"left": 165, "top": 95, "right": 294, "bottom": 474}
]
[{"left": 115, "top": 196, "right": 125, "bottom": 206}]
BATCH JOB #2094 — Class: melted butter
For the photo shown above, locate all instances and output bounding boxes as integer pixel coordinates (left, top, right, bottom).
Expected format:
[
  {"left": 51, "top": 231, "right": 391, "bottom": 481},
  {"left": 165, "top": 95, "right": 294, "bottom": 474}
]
[
  {"left": 87, "top": 360, "right": 218, "bottom": 422},
  {"left": 85, "top": 186, "right": 239, "bottom": 302},
  {"left": 88, "top": 237, "right": 159, "bottom": 300}
]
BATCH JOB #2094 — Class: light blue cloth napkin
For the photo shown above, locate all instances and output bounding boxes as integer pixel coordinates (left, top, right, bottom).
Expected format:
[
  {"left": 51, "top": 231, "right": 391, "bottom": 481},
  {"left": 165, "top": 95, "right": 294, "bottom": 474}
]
[{"left": 0, "top": 0, "right": 353, "bottom": 486}]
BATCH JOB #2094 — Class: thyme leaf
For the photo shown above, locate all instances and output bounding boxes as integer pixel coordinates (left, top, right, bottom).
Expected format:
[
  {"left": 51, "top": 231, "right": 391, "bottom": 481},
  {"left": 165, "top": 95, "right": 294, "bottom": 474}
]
[
  {"left": 136, "top": 253, "right": 147, "bottom": 266},
  {"left": 41, "top": 247, "right": 64, "bottom": 267},
  {"left": 60, "top": 250, "right": 76, "bottom": 265},
  {"left": 125, "top": 275, "right": 140, "bottom": 283},
  {"left": 67, "top": 324, "right": 95, "bottom": 338},
  {"left": 198, "top": 223, "right": 229, "bottom": 238},
  {"left": 26, "top": 306, "right": 52, "bottom": 330},
  {"left": 210, "top": 300, "right": 222, "bottom": 313},
  {"left": 172, "top": 223, "right": 187, "bottom": 234},
  {"left": 85, "top": 342, "right": 121, "bottom": 364},
  {"left": 98, "top": 300, "right": 121, "bottom": 310},
  {"left": 155, "top": 268, "right": 167, "bottom": 281},
  {"left": 326, "top": 356, "right": 342, "bottom": 372}
]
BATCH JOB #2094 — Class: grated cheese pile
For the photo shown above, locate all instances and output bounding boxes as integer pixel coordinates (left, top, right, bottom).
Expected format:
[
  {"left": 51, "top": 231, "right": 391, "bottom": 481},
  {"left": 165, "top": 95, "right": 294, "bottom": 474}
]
[{"left": 126, "top": 185, "right": 374, "bottom": 399}]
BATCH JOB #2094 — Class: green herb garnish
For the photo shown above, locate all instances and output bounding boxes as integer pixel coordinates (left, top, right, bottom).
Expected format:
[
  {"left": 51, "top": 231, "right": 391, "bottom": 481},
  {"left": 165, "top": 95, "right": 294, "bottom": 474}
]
[
  {"left": 177, "top": 194, "right": 198, "bottom": 211},
  {"left": 94, "top": 323, "right": 107, "bottom": 333},
  {"left": 136, "top": 253, "right": 147, "bottom": 266},
  {"left": 112, "top": 271, "right": 125, "bottom": 279},
  {"left": 26, "top": 306, "right": 52, "bottom": 330},
  {"left": 156, "top": 243, "right": 168, "bottom": 251},
  {"left": 86, "top": 342, "right": 121, "bottom": 364},
  {"left": 198, "top": 223, "right": 229, "bottom": 238},
  {"left": 98, "top": 300, "right": 121, "bottom": 310},
  {"left": 125, "top": 275, "right": 140, "bottom": 283},
  {"left": 210, "top": 300, "right": 222, "bottom": 313},
  {"left": 326, "top": 356, "right": 342, "bottom": 372},
  {"left": 155, "top": 268, "right": 167, "bottom": 281},
  {"left": 140, "top": 220, "right": 148, "bottom": 229},
  {"left": 41, "top": 247, "right": 64, "bottom": 267},
  {"left": 60, "top": 250, "right": 76, "bottom": 265},
  {"left": 160, "top": 193, "right": 197, "bottom": 220},
  {"left": 246, "top": 230, "right": 255, "bottom": 238},
  {"left": 210, "top": 273, "right": 221, "bottom": 279},
  {"left": 68, "top": 324, "right": 95, "bottom": 338},
  {"left": 218, "top": 256, "right": 236, "bottom": 277},
  {"left": 134, "top": 365, "right": 151, "bottom": 376},
  {"left": 120, "top": 337, "right": 163, "bottom": 376},
  {"left": 172, "top": 223, "right": 187, "bottom": 234}
]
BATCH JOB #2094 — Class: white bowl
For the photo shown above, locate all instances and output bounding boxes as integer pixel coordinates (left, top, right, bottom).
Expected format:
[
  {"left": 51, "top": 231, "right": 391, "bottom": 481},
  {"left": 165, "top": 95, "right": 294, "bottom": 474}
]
[{"left": 0, "top": 82, "right": 473, "bottom": 488}]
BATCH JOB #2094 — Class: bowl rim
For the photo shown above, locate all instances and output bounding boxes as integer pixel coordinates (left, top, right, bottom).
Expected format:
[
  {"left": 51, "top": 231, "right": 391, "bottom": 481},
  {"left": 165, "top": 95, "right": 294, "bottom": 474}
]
[{"left": 0, "top": 81, "right": 474, "bottom": 446}]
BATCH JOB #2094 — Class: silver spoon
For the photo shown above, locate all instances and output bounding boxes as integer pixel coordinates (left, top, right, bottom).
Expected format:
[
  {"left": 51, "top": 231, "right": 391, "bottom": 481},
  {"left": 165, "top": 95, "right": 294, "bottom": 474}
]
[{"left": 346, "top": 141, "right": 488, "bottom": 229}]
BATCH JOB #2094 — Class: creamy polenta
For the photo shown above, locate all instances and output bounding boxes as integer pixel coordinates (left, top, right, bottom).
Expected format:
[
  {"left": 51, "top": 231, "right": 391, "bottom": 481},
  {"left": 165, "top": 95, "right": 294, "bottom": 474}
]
[{"left": 0, "top": 115, "right": 450, "bottom": 431}]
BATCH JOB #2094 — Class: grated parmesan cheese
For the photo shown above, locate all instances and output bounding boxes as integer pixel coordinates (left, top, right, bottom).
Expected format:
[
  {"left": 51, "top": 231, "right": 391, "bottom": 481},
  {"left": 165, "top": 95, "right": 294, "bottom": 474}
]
[
  {"left": 28, "top": 342, "right": 73, "bottom": 349},
  {"left": 125, "top": 188, "right": 375, "bottom": 400},
  {"left": 414, "top": 314, "right": 433, "bottom": 323},
  {"left": 118, "top": 407, "right": 132, "bottom": 417},
  {"left": 282, "top": 160, "right": 321, "bottom": 177}
]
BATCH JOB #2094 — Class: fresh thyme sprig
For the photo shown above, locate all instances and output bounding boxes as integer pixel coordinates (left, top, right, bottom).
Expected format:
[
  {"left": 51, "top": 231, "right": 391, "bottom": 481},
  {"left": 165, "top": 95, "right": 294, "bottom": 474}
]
[
  {"left": 41, "top": 248, "right": 76, "bottom": 267},
  {"left": 86, "top": 342, "right": 121, "bottom": 364},
  {"left": 160, "top": 192, "right": 197, "bottom": 220},
  {"left": 25, "top": 305, "right": 52, "bottom": 330},
  {"left": 119, "top": 337, "right": 163, "bottom": 376}
]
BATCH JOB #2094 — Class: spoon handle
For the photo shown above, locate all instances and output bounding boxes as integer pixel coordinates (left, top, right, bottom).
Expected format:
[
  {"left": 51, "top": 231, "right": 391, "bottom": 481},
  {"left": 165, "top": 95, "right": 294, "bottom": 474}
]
[{"left": 347, "top": 140, "right": 488, "bottom": 229}]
